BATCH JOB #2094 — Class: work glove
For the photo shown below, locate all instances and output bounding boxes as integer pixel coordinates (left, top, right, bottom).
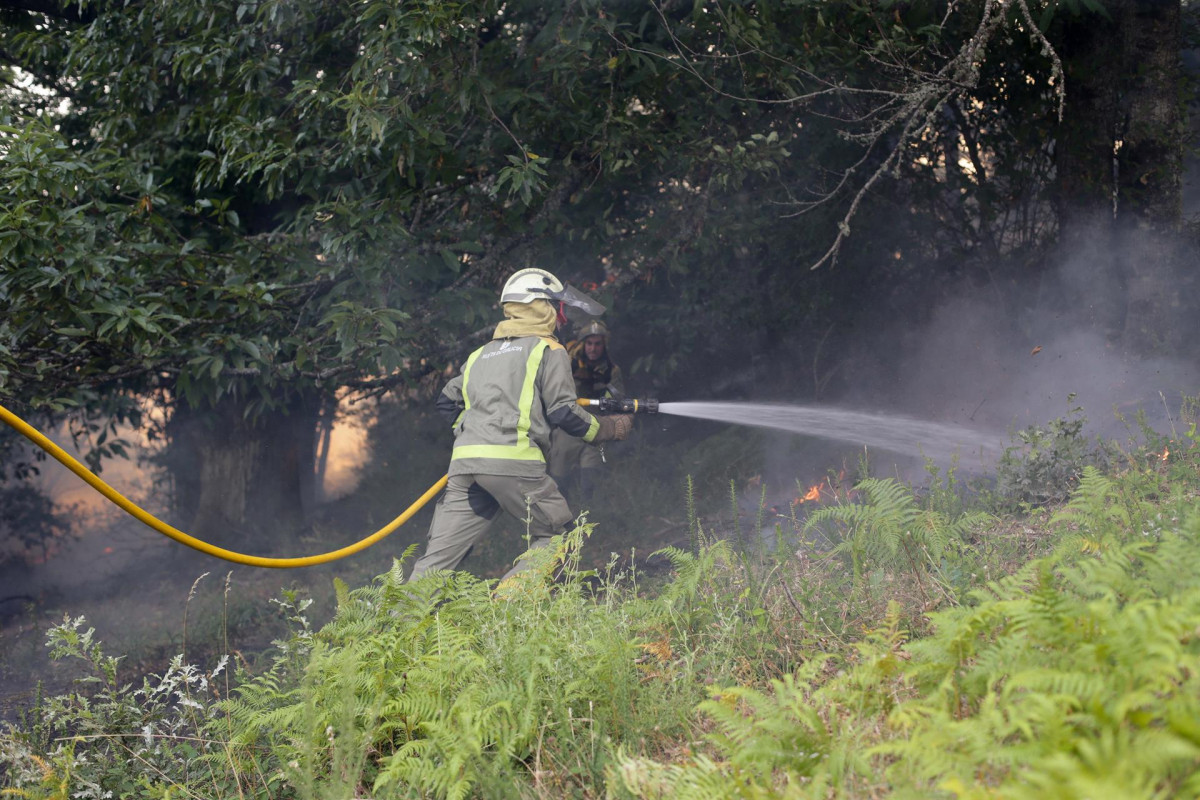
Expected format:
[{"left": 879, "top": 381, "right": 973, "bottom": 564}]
[{"left": 593, "top": 413, "right": 635, "bottom": 443}]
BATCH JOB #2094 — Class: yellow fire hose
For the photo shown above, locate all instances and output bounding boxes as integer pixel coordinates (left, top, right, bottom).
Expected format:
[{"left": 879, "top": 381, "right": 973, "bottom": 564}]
[{"left": 0, "top": 401, "right": 448, "bottom": 568}]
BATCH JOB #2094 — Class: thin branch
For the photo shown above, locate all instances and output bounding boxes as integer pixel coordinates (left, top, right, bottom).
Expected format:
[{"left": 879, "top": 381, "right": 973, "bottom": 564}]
[{"left": 1014, "top": 0, "right": 1066, "bottom": 121}]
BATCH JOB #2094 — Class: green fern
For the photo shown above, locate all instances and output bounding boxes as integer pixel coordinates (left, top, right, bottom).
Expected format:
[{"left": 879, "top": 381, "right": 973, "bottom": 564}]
[
  {"left": 879, "top": 525, "right": 1200, "bottom": 796},
  {"left": 804, "top": 477, "right": 985, "bottom": 583}
]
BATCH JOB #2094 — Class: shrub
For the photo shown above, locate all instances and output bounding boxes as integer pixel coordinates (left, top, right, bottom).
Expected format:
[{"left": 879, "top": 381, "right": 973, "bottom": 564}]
[{"left": 995, "top": 402, "right": 1114, "bottom": 508}]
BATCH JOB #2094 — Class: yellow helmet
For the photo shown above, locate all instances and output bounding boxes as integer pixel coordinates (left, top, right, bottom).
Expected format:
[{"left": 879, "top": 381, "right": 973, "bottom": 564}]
[{"left": 577, "top": 319, "right": 609, "bottom": 339}]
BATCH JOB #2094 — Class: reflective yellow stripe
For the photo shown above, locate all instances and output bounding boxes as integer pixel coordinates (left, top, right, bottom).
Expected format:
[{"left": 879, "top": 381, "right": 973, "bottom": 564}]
[
  {"left": 516, "top": 341, "right": 549, "bottom": 451},
  {"left": 581, "top": 415, "right": 601, "bottom": 443},
  {"left": 451, "top": 444, "right": 546, "bottom": 461},
  {"left": 453, "top": 347, "right": 484, "bottom": 429},
  {"left": 460, "top": 347, "right": 484, "bottom": 412}
]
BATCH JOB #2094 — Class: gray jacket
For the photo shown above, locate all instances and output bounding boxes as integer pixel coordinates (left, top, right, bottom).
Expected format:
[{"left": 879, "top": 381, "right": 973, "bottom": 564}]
[{"left": 436, "top": 335, "right": 600, "bottom": 478}]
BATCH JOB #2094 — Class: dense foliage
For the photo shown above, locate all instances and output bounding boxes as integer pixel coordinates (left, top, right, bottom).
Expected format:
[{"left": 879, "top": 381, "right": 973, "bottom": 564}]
[
  {"left": 0, "top": 0, "right": 804, "bottom": 415},
  {"left": 3, "top": 0, "right": 1158, "bottom": 415}
]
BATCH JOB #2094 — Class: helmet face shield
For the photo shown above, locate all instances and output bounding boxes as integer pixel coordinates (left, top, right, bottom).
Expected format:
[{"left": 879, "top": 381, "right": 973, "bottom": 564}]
[{"left": 554, "top": 283, "right": 606, "bottom": 316}]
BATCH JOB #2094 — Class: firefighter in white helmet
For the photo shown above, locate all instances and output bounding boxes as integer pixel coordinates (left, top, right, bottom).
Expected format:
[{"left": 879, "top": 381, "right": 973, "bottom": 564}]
[
  {"left": 549, "top": 318, "right": 625, "bottom": 505},
  {"left": 408, "top": 268, "right": 633, "bottom": 581}
]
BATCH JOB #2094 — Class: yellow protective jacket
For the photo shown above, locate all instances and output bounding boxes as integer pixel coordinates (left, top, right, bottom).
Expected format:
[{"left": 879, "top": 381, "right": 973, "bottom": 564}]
[{"left": 436, "top": 302, "right": 601, "bottom": 478}]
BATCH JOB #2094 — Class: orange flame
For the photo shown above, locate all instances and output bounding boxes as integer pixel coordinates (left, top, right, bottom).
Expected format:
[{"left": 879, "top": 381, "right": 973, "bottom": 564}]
[
  {"left": 793, "top": 483, "right": 822, "bottom": 505},
  {"left": 1161, "top": 448, "right": 1170, "bottom": 463}
]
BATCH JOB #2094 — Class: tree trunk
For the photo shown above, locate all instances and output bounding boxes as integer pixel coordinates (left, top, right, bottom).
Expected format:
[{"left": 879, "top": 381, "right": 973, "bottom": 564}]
[
  {"left": 1115, "top": 0, "right": 1183, "bottom": 353},
  {"left": 312, "top": 394, "right": 338, "bottom": 506},
  {"left": 1053, "top": 0, "right": 1184, "bottom": 354},
  {"left": 166, "top": 394, "right": 323, "bottom": 545}
]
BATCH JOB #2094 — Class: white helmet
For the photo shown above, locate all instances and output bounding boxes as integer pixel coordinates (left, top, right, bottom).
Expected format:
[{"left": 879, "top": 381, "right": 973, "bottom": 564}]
[{"left": 500, "top": 268, "right": 606, "bottom": 315}]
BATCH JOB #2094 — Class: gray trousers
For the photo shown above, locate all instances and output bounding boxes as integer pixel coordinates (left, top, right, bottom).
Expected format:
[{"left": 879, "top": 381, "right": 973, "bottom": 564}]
[
  {"left": 548, "top": 428, "right": 606, "bottom": 505},
  {"left": 408, "top": 472, "right": 574, "bottom": 581},
  {"left": 548, "top": 427, "right": 605, "bottom": 476}
]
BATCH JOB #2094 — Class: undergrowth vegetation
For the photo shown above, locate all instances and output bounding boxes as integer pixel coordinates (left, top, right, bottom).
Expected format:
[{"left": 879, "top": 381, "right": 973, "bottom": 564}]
[{"left": 3, "top": 405, "right": 1200, "bottom": 799}]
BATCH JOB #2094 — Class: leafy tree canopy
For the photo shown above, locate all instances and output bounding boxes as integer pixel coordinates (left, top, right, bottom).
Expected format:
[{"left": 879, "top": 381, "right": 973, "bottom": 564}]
[
  {"left": 2, "top": 0, "right": 1172, "bottom": 488},
  {"left": 1, "top": 0, "right": 799, "bottom": 420}
]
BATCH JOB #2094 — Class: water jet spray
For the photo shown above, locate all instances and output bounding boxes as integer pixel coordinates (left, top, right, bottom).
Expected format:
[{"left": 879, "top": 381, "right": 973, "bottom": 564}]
[
  {"left": 578, "top": 397, "right": 998, "bottom": 462},
  {"left": 654, "top": 401, "right": 999, "bottom": 462}
]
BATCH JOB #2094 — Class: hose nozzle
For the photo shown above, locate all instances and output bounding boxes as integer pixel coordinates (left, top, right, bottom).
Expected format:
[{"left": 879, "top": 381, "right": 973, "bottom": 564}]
[{"left": 577, "top": 397, "right": 659, "bottom": 414}]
